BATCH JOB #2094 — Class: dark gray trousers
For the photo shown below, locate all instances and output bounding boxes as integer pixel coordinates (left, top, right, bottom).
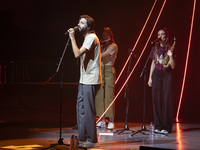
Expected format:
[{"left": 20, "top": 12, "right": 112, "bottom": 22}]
[{"left": 76, "top": 83, "right": 100, "bottom": 143}]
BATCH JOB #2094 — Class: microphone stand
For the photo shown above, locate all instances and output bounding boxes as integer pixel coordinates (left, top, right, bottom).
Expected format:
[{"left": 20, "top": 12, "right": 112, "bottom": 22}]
[
  {"left": 42, "top": 37, "right": 70, "bottom": 150},
  {"left": 116, "top": 49, "right": 137, "bottom": 135},
  {"left": 130, "top": 47, "right": 153, "bottom": 136},
  {"left": 43, "top": 37, "right": 87, "bottom": 149}
]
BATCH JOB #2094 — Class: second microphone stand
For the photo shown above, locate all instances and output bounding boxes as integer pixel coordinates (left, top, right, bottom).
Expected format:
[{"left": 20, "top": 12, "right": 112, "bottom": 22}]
[
  {"left": 130, "top": 48, "right": 153, "bottom": 136},
  {"left": 116, "top": 49, "right": 137, "bottom": 135}
]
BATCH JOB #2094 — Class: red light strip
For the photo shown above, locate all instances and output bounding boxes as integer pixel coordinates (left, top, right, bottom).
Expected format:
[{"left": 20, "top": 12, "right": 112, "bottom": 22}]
[
  {"left": 115, "top": 0, "right": 157, "bottom": 85},
  {"left": 96, "top": 0, "right": 167, "bottom": 123},
  {"left": 176, "top": 0, "right": 196, "bottom": 122}
]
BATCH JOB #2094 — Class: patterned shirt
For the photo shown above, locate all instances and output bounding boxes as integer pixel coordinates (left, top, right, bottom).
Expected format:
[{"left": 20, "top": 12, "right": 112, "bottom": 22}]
[{"left": 150, "top": 46, "right": 176, "bottom": 70}]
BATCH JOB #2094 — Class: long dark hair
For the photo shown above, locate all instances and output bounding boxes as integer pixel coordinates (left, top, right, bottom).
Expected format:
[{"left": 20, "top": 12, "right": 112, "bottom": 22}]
[
  {"left": 102, "top": 27, "right": 115, "bottom": 44},
  {"left": 154, "top": 28, "right": 172, "bottom": 60}
]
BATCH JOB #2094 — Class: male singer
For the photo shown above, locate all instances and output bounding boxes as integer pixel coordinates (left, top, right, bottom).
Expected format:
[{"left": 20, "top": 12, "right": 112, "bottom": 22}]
[{"left": 68, "top": 15, "right": 102, "bottom": 148}]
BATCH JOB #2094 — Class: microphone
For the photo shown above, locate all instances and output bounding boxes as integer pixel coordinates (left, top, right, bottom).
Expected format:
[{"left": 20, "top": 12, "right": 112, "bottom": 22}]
[
  {"left": 64, "top": 26, "right": 79, "bottom": 35},
  {"left": 151, "top": 38, "right": 161, "bottom": 44},
  {"left": 128, "top": 49, "right": 137, "bottom": 57}
]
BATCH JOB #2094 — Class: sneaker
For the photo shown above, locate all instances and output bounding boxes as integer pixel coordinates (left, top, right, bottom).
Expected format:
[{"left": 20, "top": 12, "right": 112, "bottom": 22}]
[
  {"left": 96, "top": 121, "right": 102, "bottom": 127},
  {"left": 154, "top": 129, "right": 161, "bottom": 133},
  {"left": 78, "top": 141, "right": 86, "bottom": 145},
  {"left": 107, "top": 122, "right": 114, "bottom": 129},
  {"left": 81, "top": 142, "right": 99, "bottom": 148},
  {"left": 68, "top": 140, "right": 86, "bottom": 145},
  {"left": 161, "top": 129, "right": 168, "bottom": 134}
]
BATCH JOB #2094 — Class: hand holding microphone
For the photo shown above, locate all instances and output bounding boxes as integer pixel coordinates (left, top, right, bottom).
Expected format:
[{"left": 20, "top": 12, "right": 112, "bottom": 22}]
[
  {"left": 65, "top": 26, "right": 79, "bottom": 40},
  {"left": 65, "top": 26, "right": 79, "bottom": 35}
]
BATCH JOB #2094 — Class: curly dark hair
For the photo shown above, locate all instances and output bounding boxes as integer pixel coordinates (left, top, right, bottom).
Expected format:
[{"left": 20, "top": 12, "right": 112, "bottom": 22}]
[{"left": 79, "top": 15, "right": 95, "bottom": 33}]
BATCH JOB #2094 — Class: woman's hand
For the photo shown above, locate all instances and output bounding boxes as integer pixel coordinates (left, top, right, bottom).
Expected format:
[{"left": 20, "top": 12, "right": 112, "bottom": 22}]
[
  {"left": 148, "top": 78, "right": 153, "bottom": 87},
  {"left": 167, "top": 50, "right": 176, "bottom": 69},
  {"left": 167, "top": 50, "right": 173, "bottom": 57}
]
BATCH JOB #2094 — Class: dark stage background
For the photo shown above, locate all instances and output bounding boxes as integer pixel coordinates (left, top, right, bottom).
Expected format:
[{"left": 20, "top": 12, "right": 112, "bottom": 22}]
[{"left": 0, "top": 0, "right": 200, "bottom": 126}]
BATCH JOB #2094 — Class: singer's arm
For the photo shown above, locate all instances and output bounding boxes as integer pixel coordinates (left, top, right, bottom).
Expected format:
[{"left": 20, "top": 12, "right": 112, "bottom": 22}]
[
  {"left": 71, "top": 38, "right": 87, "bottom": 58},
  {"left": 148, "top": 60, "right": 155, "bottom": 87},
  {"left": 69, "top": 28, "right": 87, "bottom": 58}
]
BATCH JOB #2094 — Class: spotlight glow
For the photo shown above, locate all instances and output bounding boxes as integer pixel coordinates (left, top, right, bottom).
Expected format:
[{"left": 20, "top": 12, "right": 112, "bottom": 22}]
[
  {"left": 1, "top": 144, "right": 43, "bottom": 150},
  {"left": 176, "top": 123, "right": 183, "bottom": 150}
]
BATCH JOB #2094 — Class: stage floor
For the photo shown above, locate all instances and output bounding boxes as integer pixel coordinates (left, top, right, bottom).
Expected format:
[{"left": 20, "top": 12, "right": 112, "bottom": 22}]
[
  {"left": 0, "top": 121, "right": 200, "bottom": 150},
  {"left": 0, "top": 83, "right": 200, "bottom": 149}
]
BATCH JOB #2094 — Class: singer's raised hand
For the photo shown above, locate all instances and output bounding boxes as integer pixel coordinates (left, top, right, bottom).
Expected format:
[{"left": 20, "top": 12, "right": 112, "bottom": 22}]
[{"left": 68, "top": 28, "right": 75, "bottom": 40}]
